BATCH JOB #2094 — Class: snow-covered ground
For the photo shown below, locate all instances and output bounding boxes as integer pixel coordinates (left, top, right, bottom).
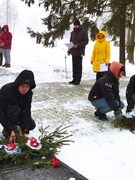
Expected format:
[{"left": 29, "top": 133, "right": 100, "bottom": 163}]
[
  {"left": 0, "top": 33, "right": 135, "bottom": 180},
  {"left": 0, "top": 1, "right": 135, "bottom": 179}
]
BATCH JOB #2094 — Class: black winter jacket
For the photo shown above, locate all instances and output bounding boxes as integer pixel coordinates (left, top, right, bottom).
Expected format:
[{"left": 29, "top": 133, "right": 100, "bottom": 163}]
[
  {"left": 0, "top": 70, "right": 36, "bottom": 135},
  {"left": 88, "top": 71, "right": 121, "bottom": 111},
  {"left": 70, "top": 26, "right": 88, "bottom": 56},
  {"left": 126, "top": 75, "right": 135, "bottom": 111}
]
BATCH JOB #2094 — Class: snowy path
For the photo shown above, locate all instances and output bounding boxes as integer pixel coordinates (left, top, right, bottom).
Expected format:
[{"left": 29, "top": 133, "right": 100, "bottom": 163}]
[{"left": 0, "top": 65, "right": 134, "bottom": 180}]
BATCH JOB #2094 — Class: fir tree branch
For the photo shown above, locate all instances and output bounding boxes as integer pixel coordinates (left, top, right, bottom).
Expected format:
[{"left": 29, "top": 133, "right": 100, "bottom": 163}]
[{"left": 0, "top": 125, "right": 73, "bottom": 167}]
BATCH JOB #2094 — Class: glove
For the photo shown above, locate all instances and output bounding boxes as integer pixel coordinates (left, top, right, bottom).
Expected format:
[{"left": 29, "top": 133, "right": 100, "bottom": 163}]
[
  {"left": 114, "top": 109, "right": 122, "bottom": 120},
  {"left": 67, "top": 50, "right": 71, "bottom": 56},
  {"left": 126, "top": 106, "right": 132, "bottom": 113}
]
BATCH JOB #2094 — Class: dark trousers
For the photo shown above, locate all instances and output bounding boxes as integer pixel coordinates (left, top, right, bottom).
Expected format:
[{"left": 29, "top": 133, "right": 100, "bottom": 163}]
[
  {"left": 0, "top": 53, "right": 3, "bottom": 66},
  {"left": 72, "top": 55, "right": 82, "bottom": 83},
  {"left": 96, "top": 72, "right": 105, "bottom": 81},
  {"left": 7, "top": 105, "right": 36, "bottom": 130}
]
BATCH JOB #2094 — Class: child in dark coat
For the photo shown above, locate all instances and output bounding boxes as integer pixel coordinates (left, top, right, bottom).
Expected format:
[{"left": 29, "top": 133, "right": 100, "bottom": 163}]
[
  {"left": 88, "top": 61, "right": 125, "bottom": 120},
  {"left": 0, "top": 70, "right": 36, "bottom": 143}
]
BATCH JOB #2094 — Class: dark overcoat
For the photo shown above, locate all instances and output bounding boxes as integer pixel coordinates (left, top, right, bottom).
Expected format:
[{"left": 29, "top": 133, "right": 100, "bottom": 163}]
[{"left": 70, "top": 26, "right": 88, "bottom": 56}]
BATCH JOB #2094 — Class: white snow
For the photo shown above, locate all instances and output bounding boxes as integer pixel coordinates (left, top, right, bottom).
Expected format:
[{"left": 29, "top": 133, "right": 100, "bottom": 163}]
[
  {"left": 0, "top": 1, "right": 135, "bottom": 180},
  {"left": 0, "top": 32, "right": 134, "bottom": 180}
]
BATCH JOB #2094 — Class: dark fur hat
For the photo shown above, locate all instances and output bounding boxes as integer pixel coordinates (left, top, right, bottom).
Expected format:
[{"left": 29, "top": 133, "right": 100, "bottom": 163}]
[{"left": 74, "top": 19, "right": 80, "bottom": 26}]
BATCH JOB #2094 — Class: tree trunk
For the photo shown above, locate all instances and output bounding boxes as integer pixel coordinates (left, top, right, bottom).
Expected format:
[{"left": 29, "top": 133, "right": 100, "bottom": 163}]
[
  {"left": 119, "top": 5, "right": 126, "bottom": 76},
  {"left": 119, "top": 24, "right": 125, "bottom": 66},
  {"left": 126, "top": 13, "right": 135, "bottom": 64}
]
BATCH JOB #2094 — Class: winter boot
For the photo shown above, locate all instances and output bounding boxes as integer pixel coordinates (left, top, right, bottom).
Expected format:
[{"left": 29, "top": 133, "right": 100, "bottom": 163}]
[
  {"left": 2, "top": 64, "right": 6, "bottom": 67},
  {"left": 94, "top": 109, "right": 108, "bottom": 121},
  {"left": 69, "top": 80, "right": 75, "bottom": 84},
  {"left": 5, "top": 64, "right": 11, "bottom": 68}
]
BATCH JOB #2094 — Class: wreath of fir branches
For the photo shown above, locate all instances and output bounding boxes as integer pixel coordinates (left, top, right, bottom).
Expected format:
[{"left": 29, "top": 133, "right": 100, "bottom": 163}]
[
  {"left": 114, "top": 115, "right": 135, "bottom": 133},
  {"left": 0, "top": 125, "right": 73, "bottom": 175}
]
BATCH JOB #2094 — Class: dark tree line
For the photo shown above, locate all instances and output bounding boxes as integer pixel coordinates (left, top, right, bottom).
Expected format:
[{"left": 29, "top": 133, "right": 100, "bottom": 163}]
[{"left": 21, "top": 0, "right": 135, "bottom": 69}]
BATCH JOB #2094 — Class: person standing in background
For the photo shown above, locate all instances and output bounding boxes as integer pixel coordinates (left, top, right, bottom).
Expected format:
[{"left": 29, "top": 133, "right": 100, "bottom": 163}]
[
  {"left": 0, "top": 25, "right": 3, "bottom": 66},
  {"left": 67, "top": 19, "right": 89, "bottom": 85},
  {"left": 90, "top": 30, "right": 110, "bottom": 81},
  {"left": 0, "top": 24, "right": 12, "bottom": 68}
]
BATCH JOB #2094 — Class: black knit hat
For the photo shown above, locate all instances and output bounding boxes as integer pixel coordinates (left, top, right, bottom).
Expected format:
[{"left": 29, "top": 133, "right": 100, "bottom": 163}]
[{"left": 74, "top": 19, "right": 80, "bottom": 26}]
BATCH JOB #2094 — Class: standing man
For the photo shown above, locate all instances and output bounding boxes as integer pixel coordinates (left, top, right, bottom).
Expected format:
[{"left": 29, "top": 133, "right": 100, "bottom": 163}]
[
  {"left": 68, "top": 19, "right": 89, "bottom": 85},
  {"left": 0, "top": 24, "right": 12, "bottom": 68}
]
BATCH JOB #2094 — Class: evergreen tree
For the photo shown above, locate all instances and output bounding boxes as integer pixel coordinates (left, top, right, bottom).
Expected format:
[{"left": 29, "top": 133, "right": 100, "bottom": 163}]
[
  {"left": 103, "top": 0, "right": 134, "bottom": 66},
  {"left": 21, "top": 0, "right": 108, "bottom": 47},
  {"left": 21, "top": 0, "right": 135, "bottom": 68}
]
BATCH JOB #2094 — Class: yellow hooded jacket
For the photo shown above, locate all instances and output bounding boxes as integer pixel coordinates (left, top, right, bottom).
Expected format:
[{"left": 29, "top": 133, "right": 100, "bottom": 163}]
[{"left": 90, "top": 30, "right": 110, "bottom": 72}]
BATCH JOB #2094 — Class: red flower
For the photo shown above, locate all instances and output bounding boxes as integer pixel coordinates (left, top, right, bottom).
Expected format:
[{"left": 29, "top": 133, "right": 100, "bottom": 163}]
[
  {"left": 30, "top": 139, "right": 40, "bottom": 147},
  {"left": 6, "top": 143, "right": 16, "bottom": 151},
  {"left": 50, "top": 157, "right": 60, "bottom": 167}
]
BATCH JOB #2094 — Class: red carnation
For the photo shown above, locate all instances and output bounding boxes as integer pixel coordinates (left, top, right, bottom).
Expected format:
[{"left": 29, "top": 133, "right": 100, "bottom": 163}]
[
  {"left": 6, "top": 143, "right": 16, "bottom": 151},
  {"left": 50, "top": 157, "right": 60, "bottom": 167},
  {"left": 30, "top": 139, "right": 40, "bottom": 147}
]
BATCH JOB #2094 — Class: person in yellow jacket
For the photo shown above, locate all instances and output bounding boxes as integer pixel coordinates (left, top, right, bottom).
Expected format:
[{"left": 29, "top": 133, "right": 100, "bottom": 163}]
[{"left": 90, "top": 30, "right": 110, "bottom": 81}]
